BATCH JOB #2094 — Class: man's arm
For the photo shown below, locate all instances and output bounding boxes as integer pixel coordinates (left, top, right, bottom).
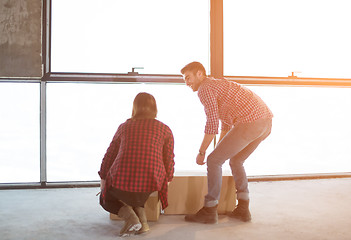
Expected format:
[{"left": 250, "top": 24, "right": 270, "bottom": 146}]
[
  {"left": 196, "top": 133, "right": 216, "bottom": 165},
  {"left": 196, "top": 129, "right": 230, "bottom": 165}
]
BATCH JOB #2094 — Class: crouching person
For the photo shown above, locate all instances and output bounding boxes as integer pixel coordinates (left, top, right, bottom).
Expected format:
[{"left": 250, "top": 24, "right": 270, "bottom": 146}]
[{"left": 98, "top": 92, "right": 175, "bottom": 237}]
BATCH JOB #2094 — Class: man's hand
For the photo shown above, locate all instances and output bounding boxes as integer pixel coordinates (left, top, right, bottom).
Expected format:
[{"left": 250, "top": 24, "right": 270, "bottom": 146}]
[{"left": 196, "top": 153, "right": 206, "bottom": 165}]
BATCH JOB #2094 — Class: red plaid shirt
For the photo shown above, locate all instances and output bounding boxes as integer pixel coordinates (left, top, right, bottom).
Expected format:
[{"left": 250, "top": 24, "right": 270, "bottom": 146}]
[
  {"left": 198, "top": 77, "right": 273, "bottom": 134},
  {"left": 99, "top": 118, "right": 175, "bottom": 209}
]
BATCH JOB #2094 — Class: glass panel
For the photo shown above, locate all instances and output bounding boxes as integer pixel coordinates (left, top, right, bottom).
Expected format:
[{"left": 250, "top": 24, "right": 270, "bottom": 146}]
[
  {"left": 47, "top": 82, "right": 351, "bottom": 181},
  {"left": 224, "top": 0, "right": 351, "bottom": 79},
  {"left": 46, "top": 82, "right": 205, "bottom": 181},
  {"left": 0, "top": 83, "right": 40, "bottom": 183},
  {"left": 240, "top": 85, "right": 351, "bottom": 176},
  {"left": 51, "top": 0, "right": 209, "bottom": 74}
]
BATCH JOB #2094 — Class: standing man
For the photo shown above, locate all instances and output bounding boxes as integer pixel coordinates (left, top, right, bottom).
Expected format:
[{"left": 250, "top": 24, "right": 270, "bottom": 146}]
[{"left": 181, "top": 61, "right": 273, "bottom": 224}]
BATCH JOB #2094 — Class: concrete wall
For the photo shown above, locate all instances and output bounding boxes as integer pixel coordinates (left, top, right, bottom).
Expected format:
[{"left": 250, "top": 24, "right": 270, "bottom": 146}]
[{"left": 0, "top": 0, "right": 42, "bottom": 78}]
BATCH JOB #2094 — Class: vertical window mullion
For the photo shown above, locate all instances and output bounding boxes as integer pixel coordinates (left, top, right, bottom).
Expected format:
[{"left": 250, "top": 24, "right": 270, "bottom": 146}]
[
  {"left": 210, "top": 0, "right": 223, "bottom": 78},
  {"left": 40, "top": 80, "right": 47, "bottom": 186}
]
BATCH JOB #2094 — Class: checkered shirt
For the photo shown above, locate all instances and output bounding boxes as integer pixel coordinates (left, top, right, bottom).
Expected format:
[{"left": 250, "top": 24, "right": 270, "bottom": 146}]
[
  {"left": 198, "top": 77, "right": 273, "bottom": 134},
  {"left": 99, "top": 118, "right": 175, "bottom": 209}
]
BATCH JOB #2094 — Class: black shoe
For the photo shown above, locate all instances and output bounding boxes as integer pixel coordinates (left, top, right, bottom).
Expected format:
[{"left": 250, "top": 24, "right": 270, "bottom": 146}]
[
  {"left": 185, "top": 206, "right": 218, "bottom": 224},
  {"left": 228, "top": 199, "right": 251, "bottom": 222}
]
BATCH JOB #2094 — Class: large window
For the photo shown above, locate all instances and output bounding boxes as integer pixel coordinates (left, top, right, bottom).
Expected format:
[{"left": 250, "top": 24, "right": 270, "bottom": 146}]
[
  {"left": 224, "top": 0, "right": 351, "bottom": 79},
  {"left": 51, "top": 0, "right": 210, "bottom": 74},
  {"left": 2, "top": 0, "right": 351, "bottom": 186}
]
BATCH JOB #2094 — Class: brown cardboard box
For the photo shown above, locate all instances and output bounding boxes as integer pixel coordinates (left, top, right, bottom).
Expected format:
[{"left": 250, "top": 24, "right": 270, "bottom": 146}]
[
  {"left": 164, "top": 176, "right": 236, "bottom": 215},
  {"left": 143, "top": 191, "right": 161, "bottom": 221},
  {"left": 110, "top": 176, "right": 236, "bottom": 221}
]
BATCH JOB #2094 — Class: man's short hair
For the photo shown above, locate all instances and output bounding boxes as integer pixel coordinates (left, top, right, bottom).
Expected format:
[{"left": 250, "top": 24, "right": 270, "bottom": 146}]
[{"left": 181, "top": 61, "right": 207, "bottom": 76}]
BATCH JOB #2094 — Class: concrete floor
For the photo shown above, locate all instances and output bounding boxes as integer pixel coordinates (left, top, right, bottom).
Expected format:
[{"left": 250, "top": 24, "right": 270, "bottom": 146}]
[{"left": 1, "top": 178, "right": 351, "bottom": 240}]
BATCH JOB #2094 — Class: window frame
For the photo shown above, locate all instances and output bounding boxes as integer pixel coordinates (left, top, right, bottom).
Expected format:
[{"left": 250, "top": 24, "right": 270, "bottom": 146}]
[{"left": 1, "top": 0, "right": 351, "bottom": 189}]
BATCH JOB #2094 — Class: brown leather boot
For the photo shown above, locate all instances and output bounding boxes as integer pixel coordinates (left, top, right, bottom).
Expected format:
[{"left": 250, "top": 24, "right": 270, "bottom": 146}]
[
  {"left": 184, "top": 205, "right": 218, "bottom": 224},
  {"left": 133, "top": 207, "right": 150, "bottom": 234},
  {"left": 117, "top": 205, "right": 142, "bottom": 237},
  {"left": 228, "top": 199, "right": 251, "bottom": 222}
]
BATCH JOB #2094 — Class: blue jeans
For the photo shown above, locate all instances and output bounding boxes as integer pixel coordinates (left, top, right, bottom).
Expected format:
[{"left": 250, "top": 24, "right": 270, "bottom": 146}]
[{"left": 204, "top": 118, "right": 272, "bottom": 207}]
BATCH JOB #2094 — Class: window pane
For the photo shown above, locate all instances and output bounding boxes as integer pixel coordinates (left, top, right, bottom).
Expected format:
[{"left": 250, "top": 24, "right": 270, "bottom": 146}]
[
  {"left": 224, "top": 0, "right": 351, "bottom": 79},
  {"left": 51, "top": 0, "right": 209, "bottom": 74},
  {"left": 0, "top": 83, "right": 40, "bottom": 183},
  {"left": 239, "top": 85, "right": 351, "bottom": 176},
  {"left": 47, "top": 82, "right": 351, "bottom": 181},
  {"left": 46, "top": 83, "right": 205, "bottom": 181}
]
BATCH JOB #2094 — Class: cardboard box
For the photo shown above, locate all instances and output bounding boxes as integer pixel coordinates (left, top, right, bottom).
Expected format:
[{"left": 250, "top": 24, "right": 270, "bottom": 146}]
[
  {"left": 110, "top": 176, "right": 236, "bottom": 221},
  {"left": 164, "top": 176, "right": 236, "bottom": 215}
]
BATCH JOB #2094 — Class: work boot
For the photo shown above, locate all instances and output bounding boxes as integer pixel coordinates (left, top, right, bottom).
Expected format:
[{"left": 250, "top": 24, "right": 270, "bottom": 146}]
[
  {"left": 133, "top": 207, "right": 150, "bottom": 234},
  {"left": 228, "top": 199, "right": 251, "bottom": 222},
  {"left": 184, "top": 205, "right": 218, "bottom": 224},
  {"left": 117, "top": 205, "right": 142, "bottom": 237}
]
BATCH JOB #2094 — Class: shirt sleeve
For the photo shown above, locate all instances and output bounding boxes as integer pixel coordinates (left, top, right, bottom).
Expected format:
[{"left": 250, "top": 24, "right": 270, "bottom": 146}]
[
  {"left": 198, "top": 87, "right": 220, "bottom": 135},
  {"left": 98, "top": 127, "right": 121, "bottom": 180},
  {"left": 163, "top": 127, "right": 175, "bottom": 182}
]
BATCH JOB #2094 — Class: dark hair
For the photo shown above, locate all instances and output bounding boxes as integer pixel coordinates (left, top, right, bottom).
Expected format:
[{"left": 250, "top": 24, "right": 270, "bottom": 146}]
[
  {"left": 180, "top": 61, "right": 207, "bottom": 76},
  {"left": 131, "top": 92, "right": 157, "bottom": 119}
]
